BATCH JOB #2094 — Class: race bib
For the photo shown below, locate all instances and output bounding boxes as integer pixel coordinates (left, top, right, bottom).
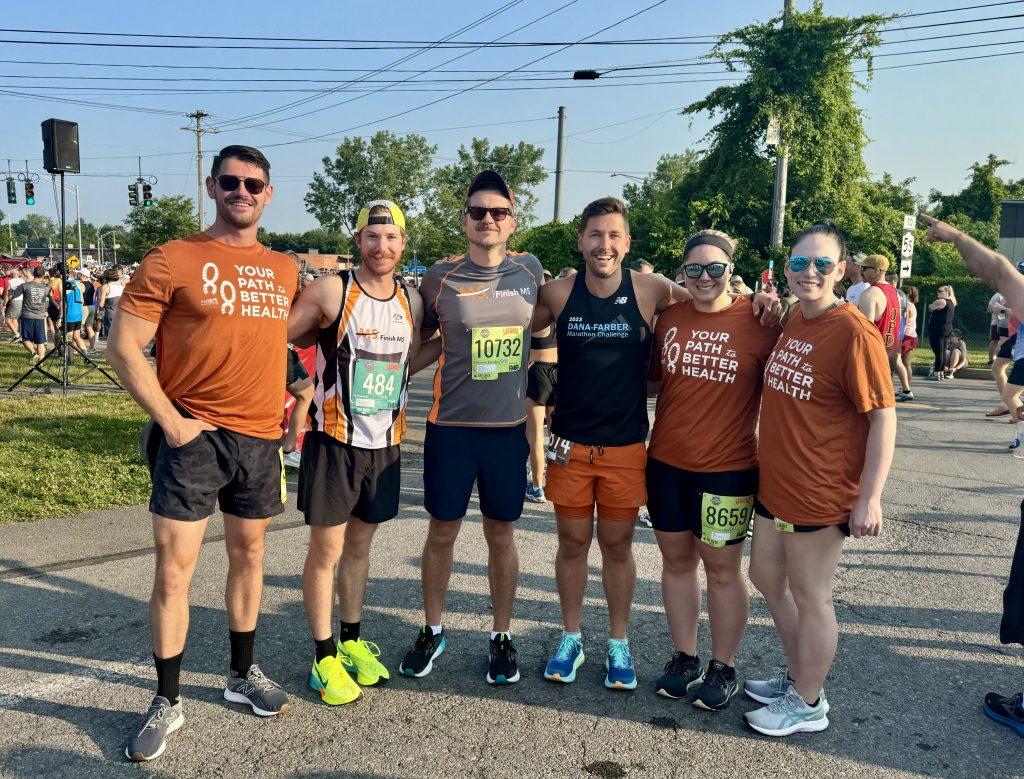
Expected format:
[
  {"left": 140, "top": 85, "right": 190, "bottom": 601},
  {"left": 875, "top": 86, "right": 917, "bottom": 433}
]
[
  {"left": 774, "top": 519, "right": 796, "bottom": 533},
  {"left": 699, "top": 493, "right": 754, "bottom": 548},
  {"left": 471, "top": 326, "right": 524, "bottom": 381},
  {"left": 351, "top": 360, "right": 405, "bottom": 416},
  {"left": 546, "top": 435, "right": 574, "bottom": 466}
]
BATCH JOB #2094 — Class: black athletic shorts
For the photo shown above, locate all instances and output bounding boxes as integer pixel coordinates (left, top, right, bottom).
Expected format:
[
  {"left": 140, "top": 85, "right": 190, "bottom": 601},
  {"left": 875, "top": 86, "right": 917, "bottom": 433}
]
[
  {"left": 646, "top": 457, "right": 757, "bottom": 546},
  {"left": 423, "top": 421, "right": 529, "bottom": 522},
  {"left": 999, "top": 333, "right": 1018, "bottom": 361},
  {"left": 297, "top": 430, "right": 401, "bottom": 525},
  {"left": 1009, "top": 358, "right": 1024, "bottom": 387},
  {"left": 992, "top": 324, "right": 1010, "bottom": 340},
  {"left": 66, "top": 320, "right": 82, "bottom": 332},
  {"left": 149, "top": 423, "right": 285, "bottom": 521},
  {"left": 526, "top": 361, "right": 557, "bottom": 406},
  {"left": 753, "top": 498, "right": 850, "bottom": 537},
  {"left": 286, "top": 348, "right": 309, "bottom": 387}
]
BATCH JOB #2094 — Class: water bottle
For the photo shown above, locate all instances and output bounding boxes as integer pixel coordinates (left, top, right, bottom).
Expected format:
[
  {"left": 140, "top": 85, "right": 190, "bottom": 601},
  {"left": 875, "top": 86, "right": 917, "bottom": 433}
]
[{"left": 1016, "top": 421, "right": 1024, "bottom": 459}]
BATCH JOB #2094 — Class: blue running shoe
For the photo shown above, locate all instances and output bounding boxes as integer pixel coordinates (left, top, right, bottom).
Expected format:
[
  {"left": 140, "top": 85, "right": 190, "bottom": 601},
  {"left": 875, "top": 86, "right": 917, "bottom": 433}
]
[
  {"left": 984, "top": 691, "right": 1024, "bottom": 737},
  {"left": 1009, "top": 437, "right": 1021, "bottom": 451},
  {"left": 525, "top": 485, "right": 546, "bottom": 503},
  {"left": 544, "top": 633, "right": 585, "bottom": 683},
  {"left": 604, "top": 639, "right": 637, "bottom": 690}
]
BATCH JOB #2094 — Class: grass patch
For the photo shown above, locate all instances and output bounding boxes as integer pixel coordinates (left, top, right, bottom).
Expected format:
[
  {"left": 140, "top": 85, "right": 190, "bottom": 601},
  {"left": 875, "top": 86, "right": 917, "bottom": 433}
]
[
  {"left": 0, "top": 340, "right": 119, "bottom": 390},
  {"left": 0, "top": 392, "right": 149, "bottom": 522}
]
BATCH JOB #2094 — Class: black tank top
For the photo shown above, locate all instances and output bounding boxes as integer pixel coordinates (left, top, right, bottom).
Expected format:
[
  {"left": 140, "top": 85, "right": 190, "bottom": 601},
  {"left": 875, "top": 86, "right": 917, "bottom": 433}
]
[
  {"left": 531, "top": 326, "right": 556, "bottom": 350},
  {"left": 82, "top": 282, "right": 95, "bottom": 307},
  {"left": 551, "top": 269, "right": 651, "bottom": 446}
]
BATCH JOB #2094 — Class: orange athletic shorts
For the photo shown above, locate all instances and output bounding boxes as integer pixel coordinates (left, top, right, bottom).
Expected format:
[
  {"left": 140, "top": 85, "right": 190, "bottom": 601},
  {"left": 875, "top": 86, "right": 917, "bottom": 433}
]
[{"left": 545, "top": 441, "right": 647, "bottom": 520}]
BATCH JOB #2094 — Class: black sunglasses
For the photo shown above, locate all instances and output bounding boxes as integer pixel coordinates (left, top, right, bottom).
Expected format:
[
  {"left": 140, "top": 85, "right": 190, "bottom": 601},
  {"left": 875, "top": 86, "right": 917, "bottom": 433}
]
[
  {"left": 682, "top": 262, "right": 729, "bottom": 279},
  {"left": 216, "top": 174, "right": 267, "bottom": 195},
  {"left": 465, "top": 206, "right": 511, "bottom": 222}
]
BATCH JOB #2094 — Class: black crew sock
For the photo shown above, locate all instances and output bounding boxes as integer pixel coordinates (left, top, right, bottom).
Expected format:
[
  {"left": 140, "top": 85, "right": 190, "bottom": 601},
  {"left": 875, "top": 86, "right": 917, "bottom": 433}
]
[
  {"left": 154, "top": 651, "right": 183, "bottom": 703},
  {"left": 229, "top": 629, "right": 256, "bottom": 677},
  {"left": 314, "top": 636, "right": 336, "bottom": 663},
  {"left": 338, "top": 621, "right": 360, "bottom": 644},
  {"left": 807, "top": 697, "right": 820, "bottom": 708}
]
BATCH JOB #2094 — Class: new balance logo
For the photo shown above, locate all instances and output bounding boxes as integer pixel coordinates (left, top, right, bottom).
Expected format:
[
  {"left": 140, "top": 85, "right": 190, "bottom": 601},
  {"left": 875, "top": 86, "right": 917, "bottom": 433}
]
[{"left": 614, "top": 297, "right": 629, "bottom": 304}]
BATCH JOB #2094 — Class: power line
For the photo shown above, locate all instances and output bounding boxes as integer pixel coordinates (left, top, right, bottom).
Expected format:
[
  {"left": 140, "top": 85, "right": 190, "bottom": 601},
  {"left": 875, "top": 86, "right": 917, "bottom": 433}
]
[
  {"left": 876, "top": 21, "right": 1024, "bottom": 43},
  {"left": 900, "top": 0, "right": 1024, "bottom": 18}
]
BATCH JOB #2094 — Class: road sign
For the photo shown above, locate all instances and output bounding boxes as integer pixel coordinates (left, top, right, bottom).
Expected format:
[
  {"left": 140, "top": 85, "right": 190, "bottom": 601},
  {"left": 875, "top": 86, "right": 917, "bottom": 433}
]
[
  {"left": 67, "top": 255, "right": 79, "bottom": 270},
  {"left": 903, "top": 214, "right": 917, "bottom": 231},
  {"left": 899, "top": 212, "right": 916, "bottom": 277}
]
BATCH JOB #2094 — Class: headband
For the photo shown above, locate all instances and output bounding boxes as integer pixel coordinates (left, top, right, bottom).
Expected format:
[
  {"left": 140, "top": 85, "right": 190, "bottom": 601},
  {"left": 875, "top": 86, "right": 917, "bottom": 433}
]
[{"left": 683, "top": 234, "right": 734, "bottom": 260}]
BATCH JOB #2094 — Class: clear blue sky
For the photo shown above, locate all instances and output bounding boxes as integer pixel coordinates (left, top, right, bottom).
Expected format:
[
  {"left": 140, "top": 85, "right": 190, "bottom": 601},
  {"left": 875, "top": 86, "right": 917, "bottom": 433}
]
[{"left": 0, "top": 0, "right": 1021, "bottom": 239}]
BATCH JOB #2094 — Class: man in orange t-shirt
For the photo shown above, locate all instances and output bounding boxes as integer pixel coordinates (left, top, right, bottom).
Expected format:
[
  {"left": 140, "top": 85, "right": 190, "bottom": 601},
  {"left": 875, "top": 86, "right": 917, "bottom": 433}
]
[{"left": 108, "top": 145, "right": 298, "bottom": 763}]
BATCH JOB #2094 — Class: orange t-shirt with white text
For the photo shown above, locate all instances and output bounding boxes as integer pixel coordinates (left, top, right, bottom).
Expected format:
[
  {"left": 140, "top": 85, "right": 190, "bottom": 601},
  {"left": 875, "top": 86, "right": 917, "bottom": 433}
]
[
  {"left": 757, "top": 302, "right": 895, "bottom": 526},
  {"left": 649, "top": 298, "right": 781, "bottom": 472},
  {"left": 119, "top": 233, "right": 298, "bottom": 440}
]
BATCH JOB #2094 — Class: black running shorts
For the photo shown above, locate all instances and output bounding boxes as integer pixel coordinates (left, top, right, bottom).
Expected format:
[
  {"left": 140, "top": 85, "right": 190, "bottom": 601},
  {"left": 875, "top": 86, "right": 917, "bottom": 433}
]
[
  {"left": 149, "top": 425, "right": 285, "bottom": 521},
  {"left": 646, "top": 457, "right": 757, "bottom": 546},
  {"left": 526, "top": 361, "right": 557, "bottom": 406},
  {"left": 1009, "top": 358, "right": 1024, "bottom": 387},
  {"left": 999, "top": 333, "right": 1018, "bottom": 360},
  {"left": 298, "top": 430, "right": 401, "bottom": 526},
  {"left": 753, "top": 498, "right": 851, "bottom": 537}
]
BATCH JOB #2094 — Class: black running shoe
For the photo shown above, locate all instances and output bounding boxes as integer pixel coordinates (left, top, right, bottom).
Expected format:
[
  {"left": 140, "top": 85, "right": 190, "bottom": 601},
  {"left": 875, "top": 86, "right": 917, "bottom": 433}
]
[
  {"left": 692, "top": 659, "right": 739, "bottom": 711},
  {"left": 399, "top": 627, "right": 446, "bottom": 678},
  {"left": 984, "top": 691, "right": 1024, "bottom": 737},
  {"left": 486, "top": 634, "right": 520, "bottom": 685},
  {"left": 654, "top": 651, "right": 702, "bottom": 699}
]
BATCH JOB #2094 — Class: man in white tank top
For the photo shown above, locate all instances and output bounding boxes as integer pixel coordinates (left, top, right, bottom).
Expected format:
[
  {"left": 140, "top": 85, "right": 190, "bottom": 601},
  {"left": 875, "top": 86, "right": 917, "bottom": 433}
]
[{"left": 287, "top": 200, "right": 424, "bottom": 705}]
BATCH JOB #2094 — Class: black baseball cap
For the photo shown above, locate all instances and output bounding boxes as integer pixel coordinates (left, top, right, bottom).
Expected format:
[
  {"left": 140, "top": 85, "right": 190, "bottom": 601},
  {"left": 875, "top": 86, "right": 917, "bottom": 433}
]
[{"left": 466, "top": 169, "right": 515, "bottom": 209}]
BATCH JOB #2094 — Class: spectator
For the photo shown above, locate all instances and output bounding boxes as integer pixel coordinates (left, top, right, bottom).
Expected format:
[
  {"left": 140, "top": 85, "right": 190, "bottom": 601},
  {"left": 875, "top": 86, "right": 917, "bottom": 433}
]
[
  {"left": 943, "top": 330, "right": 970, "bottom": 378},
  {"left": 926, "top": 285, "right": 957, "bottom": 380},
  {"left": 97, "top": 268, "right": 124, "bottom": 338},
  {"left": 4, "top": 268, "right": 24, "bottom": 341},
  {"left": 845, "top": 254, "right": 869, "bottom": 304},
  {"left": 9, "top": 266, "right": 50, "bottom": 363},
  {"left": 989, "top": 291, "right": 1012, "bottom": 365},
  {"left": 900, "top": 286, "right": 920, "bottom": 400},
  {"left": 78, "top": 270, "right": 99, "bottom": 353},
  {"left": 729, "top": 274, "right": 753, "bottom": 295},
  {"left": 858, "top": 255, "right": 913, "bottom": 400},
  {"left": 557, "top": 267, "right": 577, "bottom": 279},
  {"left": 631, "top": 259, "right": 654, "bottom": 274}
]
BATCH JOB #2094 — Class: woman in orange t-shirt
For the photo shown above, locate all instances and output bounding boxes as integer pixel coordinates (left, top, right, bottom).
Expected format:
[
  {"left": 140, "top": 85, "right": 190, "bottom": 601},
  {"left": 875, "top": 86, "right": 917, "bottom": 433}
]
[
  {"left": 646, "top": 230, "right": 781, "bottom": 710},
  {"left": 743, "top": 221, "right": 897, "bottom": 738}
]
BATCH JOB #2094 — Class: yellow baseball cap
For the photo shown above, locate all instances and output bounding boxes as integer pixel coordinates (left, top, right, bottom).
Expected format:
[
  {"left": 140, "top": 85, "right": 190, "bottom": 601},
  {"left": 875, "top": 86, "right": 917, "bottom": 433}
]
[
  {"left": 355, "top": 199, "right": 406, "bottom": 232},
  {"left": 857, "top": 253, "right": 890, "bottom": 271}
]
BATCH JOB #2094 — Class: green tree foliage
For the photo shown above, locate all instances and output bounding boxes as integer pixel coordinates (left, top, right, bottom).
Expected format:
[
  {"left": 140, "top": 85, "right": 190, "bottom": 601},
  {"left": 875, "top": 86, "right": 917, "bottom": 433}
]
[
  {"left": 121, "top": 196, "right": 199, "bottom": 261},
  {"left": 304, "top": 131, "right": 436, "bottom": 236},
  {"left": 621, "top": 152, "right": 699, "bottom": 273},
  {"left": 641, "top": 2, "right": 889, "bottom": 277},
  {"left": 414, "top": 138, "right": 548, "bottom": 262},
  {"left": 12, "top": 214, "right": 58, "bottom": 246},
  {"left": 258, "top": 228, "right": 352, "bottom": 255},
  {"left": 509, "top": 218, "right": 580, "bottom": 274}
]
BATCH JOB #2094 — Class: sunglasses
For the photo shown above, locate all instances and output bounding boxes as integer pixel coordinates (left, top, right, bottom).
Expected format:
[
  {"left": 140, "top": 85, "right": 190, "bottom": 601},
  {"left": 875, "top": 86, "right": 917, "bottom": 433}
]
[
  {"left": 788, "top": 255, "right": 836, "bottom": 274},
  {"left": 465, "top": 206, "right": 511, "bottom": 222},
  {"left": 682, "top": 262, "right": 729, "bottom": 279},
  {"left": 216, "top": 174, "right": 267, "bottom": 195}
]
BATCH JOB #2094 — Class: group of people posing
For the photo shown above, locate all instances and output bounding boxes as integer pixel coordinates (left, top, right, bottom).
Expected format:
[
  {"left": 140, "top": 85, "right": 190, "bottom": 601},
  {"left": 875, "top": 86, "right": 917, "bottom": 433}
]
[{"left": 108, "top": 144, "right": 908, "bottom": 763}]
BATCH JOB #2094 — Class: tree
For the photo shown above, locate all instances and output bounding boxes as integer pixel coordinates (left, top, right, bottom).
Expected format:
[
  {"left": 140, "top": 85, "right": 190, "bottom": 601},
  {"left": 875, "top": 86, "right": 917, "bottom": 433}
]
[
  {"left": 415, "top": 138, "right": 547, "bottom": 261},
  {"left": 929, "top": 154, "right": 1024, "bottom": 249},
  {"left": 304, "top": 131, "right": 436, "bottom": 237},
  {"left": 620, "top": 152, "right": 700, "bottom": 273},
  {"left": 670, "top": 2, "right": 890, "bottom": 275},
  {"left": 13, "top": 214, "right": 58, "bottom": 247},
  {"left": 121, "top": 196, "right": 199, "bottom": 261},
  {"left": 509, "top": 218, "right": 580, "bottom": 274},
  {"left": 258, "top": 228, "right": 353, "bottom": 255}
]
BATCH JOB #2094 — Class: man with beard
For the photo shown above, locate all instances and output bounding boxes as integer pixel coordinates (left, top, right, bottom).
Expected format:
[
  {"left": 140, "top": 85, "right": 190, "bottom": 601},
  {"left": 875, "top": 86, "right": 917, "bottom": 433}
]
[
  {"left": 287, "top": 201, "right": 423, "bottom": 705},
  {"left": 532, "top": 197, "right": 777, "bottom": 690},
  {"left": 108, "top": 145, "right": 298, "bottom": 762},
  {"left": 398, "top": 171, "right": 542, "bottom": 686}
]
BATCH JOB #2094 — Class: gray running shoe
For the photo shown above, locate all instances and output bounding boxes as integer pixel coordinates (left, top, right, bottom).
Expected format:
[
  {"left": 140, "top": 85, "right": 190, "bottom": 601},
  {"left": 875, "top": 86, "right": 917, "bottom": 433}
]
[
  {"left": 125, "top": 695, "right": 184, "bottom": 762},
  {"left": 223, "top": 664, "right": 290, "bottom": 716},
  {"left": 744, "top": 668, "right": 791, "bottom": 704}
]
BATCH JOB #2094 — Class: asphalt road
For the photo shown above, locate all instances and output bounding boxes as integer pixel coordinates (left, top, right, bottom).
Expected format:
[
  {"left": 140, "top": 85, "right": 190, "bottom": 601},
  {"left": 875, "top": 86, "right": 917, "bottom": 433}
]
[{"left": 0, "top": 375, "right": 1022, "bottom": 778}]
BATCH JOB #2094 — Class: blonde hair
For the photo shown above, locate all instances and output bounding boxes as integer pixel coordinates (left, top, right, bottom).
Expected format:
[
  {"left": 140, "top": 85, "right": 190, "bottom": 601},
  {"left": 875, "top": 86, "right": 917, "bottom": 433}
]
[{"left": 939, "top": 285, "right": 958, "bottom": 307}]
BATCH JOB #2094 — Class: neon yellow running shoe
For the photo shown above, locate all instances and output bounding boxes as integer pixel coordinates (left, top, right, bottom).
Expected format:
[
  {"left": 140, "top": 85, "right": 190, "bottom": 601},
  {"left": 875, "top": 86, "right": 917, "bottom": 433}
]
[
  {"left": 340, "top": 638, "right": 390, "bottom": 686},
  {"left": 308, "top": 653, "right": 362, "bottom": 706}
]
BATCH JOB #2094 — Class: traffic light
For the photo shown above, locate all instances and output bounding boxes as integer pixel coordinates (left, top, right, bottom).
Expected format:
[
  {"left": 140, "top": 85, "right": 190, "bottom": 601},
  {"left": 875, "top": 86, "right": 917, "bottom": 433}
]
[
  {"left": 142, "top": 183, "right": 153, "bottom": 207},
  {"left": 128, "top": 183, "right": 139, "bottom": 207},
  {"left": 24, "top": 182, "right": 34, "bottom": 206},
  {"left": 5, "top": 178, "right": 15, "bottom": 204}
]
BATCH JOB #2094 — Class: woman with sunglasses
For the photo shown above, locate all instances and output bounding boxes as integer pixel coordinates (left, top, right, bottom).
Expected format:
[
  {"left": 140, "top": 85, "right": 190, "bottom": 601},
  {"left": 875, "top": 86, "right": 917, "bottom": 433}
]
[
  {"left": 744, "top": 220, "right": 896, "bottom": 737},
  {"left": 647, "top": 230, "right": 781, "bottom": 710}
]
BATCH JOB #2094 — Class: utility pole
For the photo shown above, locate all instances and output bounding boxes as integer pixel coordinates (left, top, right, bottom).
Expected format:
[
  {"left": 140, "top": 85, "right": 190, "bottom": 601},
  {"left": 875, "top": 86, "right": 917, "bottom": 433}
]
[
  {"left": 770, "top": 0, "right": 795, "bottom": 252},
  {"left": 553, "top": 106, "right": 566, "bottom": 222},
  {"left": 5, "top": 160, "right": 12, "bottom": 255},
  {"left": 182, "top": 110, "right": 218, "bottom": 231}
]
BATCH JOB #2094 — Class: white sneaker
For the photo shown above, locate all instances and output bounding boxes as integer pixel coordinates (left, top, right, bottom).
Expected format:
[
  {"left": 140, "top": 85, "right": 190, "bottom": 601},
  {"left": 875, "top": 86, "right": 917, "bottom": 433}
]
[
  {"left": 283, "top": 450, "right": 302, "bottom": 468},
  {"left": 744, "top": 688, "right": 829, "bottom": 737}
]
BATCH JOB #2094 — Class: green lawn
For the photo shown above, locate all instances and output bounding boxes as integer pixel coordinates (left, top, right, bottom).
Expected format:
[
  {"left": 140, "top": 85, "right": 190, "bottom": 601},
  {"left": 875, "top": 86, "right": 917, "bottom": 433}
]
[
  {"left": 0, "top": 391, "right": 149, "bottom": 523},
  {"left": 0, "top": 339, "right": 120, "bottom": 390},
  {"left": 908, "top": 331, "right": 990, "bottom": 370}
]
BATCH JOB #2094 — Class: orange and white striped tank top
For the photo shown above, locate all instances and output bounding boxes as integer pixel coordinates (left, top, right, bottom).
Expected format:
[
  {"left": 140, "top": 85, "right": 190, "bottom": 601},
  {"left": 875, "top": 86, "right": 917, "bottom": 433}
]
[{"left": 310, "top": 270, "right": 414, "bottom": 449}]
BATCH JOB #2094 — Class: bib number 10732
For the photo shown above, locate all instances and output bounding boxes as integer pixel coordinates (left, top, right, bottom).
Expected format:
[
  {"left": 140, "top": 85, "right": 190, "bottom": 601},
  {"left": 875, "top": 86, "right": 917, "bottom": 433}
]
[{"left": 471, "top": 326, "right": 524, "bottom": 380}]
